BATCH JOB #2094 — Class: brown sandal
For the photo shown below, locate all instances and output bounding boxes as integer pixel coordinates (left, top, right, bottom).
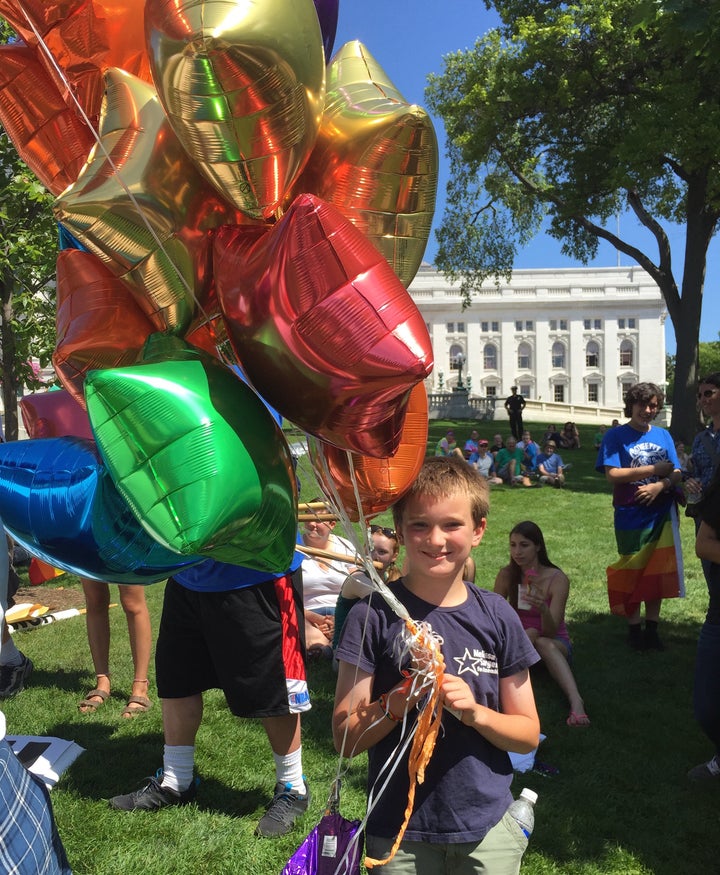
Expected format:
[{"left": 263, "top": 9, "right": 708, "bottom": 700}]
[
  {"left": 121, "top": 695, "right": 152, "bottom": 718},
  {"left": 78, "top": 688, "right": 110, "bottom": 713}
]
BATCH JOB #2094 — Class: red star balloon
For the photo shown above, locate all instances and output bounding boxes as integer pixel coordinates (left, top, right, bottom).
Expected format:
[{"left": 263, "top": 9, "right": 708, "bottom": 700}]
[{"left": 214, "top": 193, "right": 433, "bottom": 458}]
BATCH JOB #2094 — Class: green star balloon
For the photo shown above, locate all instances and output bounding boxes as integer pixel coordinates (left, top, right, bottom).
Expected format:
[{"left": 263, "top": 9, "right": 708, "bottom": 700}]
[{"left": 85, "top": 334, "right": 297, "bottom": 573}]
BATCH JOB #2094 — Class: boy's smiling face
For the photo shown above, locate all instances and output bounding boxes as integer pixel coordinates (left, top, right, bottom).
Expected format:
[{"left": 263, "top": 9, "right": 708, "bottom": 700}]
[{"left": 399, "top": 492, "right": 486, "bottom": 586}]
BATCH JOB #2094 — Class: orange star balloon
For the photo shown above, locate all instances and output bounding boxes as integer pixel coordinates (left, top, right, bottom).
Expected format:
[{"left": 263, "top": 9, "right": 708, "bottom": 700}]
[
  {"left": 0, "top": 0, "right": 152, "bottom": 126},
  {"left": 0, "top": 42, "right": 93, "bottom": 194},
  {"left": 308, "top": 382, "right": 429, "bottom": 520},
  {"left": 52, "top": 249, "right": 156, "bottom": 409},
  {"left": 288, "top": 40, "right": 439, "bottom": 287},
  {"left": 54, "top": 69, "right": 249, "bottom": 335},
  {"left": 145, "top": 0, "right": 326, "bottom": 220},
  {"left": 214, "top": 193, "right": 433, "bottom": 458}
]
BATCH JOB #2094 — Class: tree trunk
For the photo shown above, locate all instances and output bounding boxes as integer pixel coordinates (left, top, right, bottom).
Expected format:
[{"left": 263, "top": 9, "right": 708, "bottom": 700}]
[
  {"left": 662, "top": 175, "right": 717, "bottom": 442},
  {"left": 0, "top": 272, "right": 19, "bottom": 441}
]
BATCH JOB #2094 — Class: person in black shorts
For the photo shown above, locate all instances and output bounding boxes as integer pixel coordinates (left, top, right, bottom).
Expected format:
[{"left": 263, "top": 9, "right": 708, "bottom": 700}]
[{"left": 109, "top": 557, "right": 312, "bottom": 837}]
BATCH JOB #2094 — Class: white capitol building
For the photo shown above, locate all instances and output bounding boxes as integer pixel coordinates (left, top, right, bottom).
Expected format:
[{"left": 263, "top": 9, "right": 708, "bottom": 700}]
[{"left": 407, "top": 263, "right": 667, "bottom": 424}]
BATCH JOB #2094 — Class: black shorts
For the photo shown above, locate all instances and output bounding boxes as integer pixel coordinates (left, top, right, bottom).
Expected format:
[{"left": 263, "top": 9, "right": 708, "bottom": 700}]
[{"left": 156, "top": 570, "right": 310, "bottom": 718}]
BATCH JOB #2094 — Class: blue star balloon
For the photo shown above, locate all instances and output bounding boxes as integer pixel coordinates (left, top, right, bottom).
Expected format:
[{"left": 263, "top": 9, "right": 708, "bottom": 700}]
[{"left": 0, "top": 436, "right": 203, "bottom": 583}]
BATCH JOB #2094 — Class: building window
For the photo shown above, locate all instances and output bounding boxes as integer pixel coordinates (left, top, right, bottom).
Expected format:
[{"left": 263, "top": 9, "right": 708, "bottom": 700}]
[
  {"left": 485, "top": 385, "right": 497, "bottom": 397},
  {"left": 515, "top": 320, "right": 523, "bottom": 331},
  {"left": 554, "top": 384, "right": 565, "bottom": 403},
  {"left": 588, "top": 383, "right": 599, "bottom": 403},
  {"left": 618, "top": 318, "right": 625, "bottom": 328},
  {"left": 449, "top": 343, "right": 464, "bottom": 370},
  {"left": 483, "top": 343, "right": 497, "bottom": 370},
  {"left": 549, "top": 319, "right": 557, "bottom": 330},
  {"left": 520, "top": 384, "right": 531, "bottom": 398},
  {"left": 446, "top": 322, "right": 455, "bottom": 333},
  {"left": 492, "top": 321, "right": 499, "bottom": 332},
  {"left": 481, "top": 321, "right": 489, "bottom": 332},
  {"left": 594, "top": 318, "right": 602, "bottom": 330},
  {"left": 583, "top": 319, "right": 591, "bottom": 330},
  {"left": 517, "top": 342, "right": 532, "bottom": 370},
  {"left": 628, "top": 318, "right": 636, "bottom": 329},
  {"left": 560, "top": 319, "right": 568, "bottom": 330},
  {"left": 586, "top": 340, "right": 600, "bottom": 368},
  {"left": 551, "top": 341, "right": 566, "bottom": 369},
  {"left": 622, "top": 381, "right": 634, "bottom": 399},
  {"left": 457, "top": 321, "right": 465, "bottom": 333},
  {"left": 619, "top": 340, "right": 634, "bottom": 367},
  {"left": 525, "top": 320, "right": 534, "bottom": 331}
]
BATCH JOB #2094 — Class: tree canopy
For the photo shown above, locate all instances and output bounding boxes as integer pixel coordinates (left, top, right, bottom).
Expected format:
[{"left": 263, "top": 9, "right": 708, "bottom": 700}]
[
  {"left": 0, "top": 21, "right": 59, "bottom": 440},
  {"left": 425, "top": 0, "right": 720, "bottom": 439}
]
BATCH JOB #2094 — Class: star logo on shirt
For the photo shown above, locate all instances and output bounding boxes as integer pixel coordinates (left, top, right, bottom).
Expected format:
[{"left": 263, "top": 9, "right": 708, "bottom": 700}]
[{"left": 453, "top": 648, "right": 482, "bottom": 675}]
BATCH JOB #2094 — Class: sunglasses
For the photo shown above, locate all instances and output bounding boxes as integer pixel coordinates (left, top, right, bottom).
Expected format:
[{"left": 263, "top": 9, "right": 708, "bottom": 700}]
[
  {"left": 371, "top": 525, "right": 397, "bottom": 539},
  {"left": 698, "top": 388, "right": 718, "bottom": 399}
]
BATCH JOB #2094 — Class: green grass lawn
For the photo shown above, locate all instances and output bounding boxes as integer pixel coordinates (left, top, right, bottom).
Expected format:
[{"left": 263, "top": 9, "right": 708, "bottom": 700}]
[{"left": 2, "top": 420, "right": 716, "bottom": 874}]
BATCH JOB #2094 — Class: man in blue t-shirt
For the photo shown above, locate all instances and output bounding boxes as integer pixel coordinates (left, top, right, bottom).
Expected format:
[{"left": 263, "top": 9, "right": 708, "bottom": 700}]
[
  {"left": 537, "top": 441, "right": 566, "bottom": 487},
  {"left": 109, "top": 556, "right": 312, "bottom": 838}
]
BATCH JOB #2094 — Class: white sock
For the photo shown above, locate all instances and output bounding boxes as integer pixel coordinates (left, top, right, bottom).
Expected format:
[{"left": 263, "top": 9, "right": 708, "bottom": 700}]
[
  {"left": 0, "top": 638, "right": 21, "bottom": 666},
  {"left": 161, "top": 745, "right": 195, "bottom": 792},
  {"left": 273, "top": 746, "right": 306, "bottom": 795}
]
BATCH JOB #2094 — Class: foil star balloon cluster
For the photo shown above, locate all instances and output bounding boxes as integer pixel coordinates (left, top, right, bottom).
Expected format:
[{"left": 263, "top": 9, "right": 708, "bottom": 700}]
[{"left": 0, "top": 0, "right": 438, "bottom": 581}]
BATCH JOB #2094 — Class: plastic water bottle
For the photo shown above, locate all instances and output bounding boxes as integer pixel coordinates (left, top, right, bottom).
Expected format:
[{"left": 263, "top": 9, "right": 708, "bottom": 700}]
[{"left": 507, "top": 788, "right": 538, "bottom": 839}]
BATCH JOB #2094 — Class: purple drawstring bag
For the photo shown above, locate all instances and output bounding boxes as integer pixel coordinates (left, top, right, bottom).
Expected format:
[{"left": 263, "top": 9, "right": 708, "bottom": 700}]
[{"left": 281, "top": 812, "right": 363, "bottom": 875}]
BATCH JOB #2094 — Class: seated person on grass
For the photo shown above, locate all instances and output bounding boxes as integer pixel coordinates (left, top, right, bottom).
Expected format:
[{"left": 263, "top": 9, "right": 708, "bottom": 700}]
[
  {"left": 495, "top": 437, "right": 533, "bottom": 487},
  {"left": 537, "top": 441, "right": 566, "bottom": 487},
  {"left": 475, "top": 440, "right": 503, "bottom": 486},
  {"left": 494, "top": 521, "right": 589, "bottom": 728}
]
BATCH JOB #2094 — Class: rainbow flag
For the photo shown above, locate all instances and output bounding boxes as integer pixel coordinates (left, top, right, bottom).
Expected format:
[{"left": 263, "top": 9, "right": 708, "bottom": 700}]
[{"left": 607, "top": 504, "right": 684, "bottom": 616}]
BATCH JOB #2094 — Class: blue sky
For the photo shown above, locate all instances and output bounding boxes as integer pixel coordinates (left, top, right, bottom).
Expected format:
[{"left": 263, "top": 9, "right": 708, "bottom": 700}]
[{"left": 333, "top": 1, "right": 720, "bottom": 355}]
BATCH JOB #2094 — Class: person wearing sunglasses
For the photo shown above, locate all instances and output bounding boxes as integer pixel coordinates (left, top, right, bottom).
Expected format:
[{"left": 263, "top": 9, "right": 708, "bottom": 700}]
[
  {"left": 687, "top": 372, "right": 720, "bottom": 782},
  {"left": 331, "top": 525, "right": 401, "bottom": 655},
  {"left": 687, "top": 374, "right": 720, "bottom": 509}
]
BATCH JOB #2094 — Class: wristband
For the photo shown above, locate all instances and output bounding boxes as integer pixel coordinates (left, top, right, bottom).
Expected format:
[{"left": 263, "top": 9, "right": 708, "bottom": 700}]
[{"left": 378, "top": 692, "right": 402, "bottom": 723}]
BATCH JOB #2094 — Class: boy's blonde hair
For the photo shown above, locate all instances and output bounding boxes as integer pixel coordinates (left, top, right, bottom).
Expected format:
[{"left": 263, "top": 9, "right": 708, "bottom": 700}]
[{"left": 392, "top": 456, "right": 489, "bottom": 530}]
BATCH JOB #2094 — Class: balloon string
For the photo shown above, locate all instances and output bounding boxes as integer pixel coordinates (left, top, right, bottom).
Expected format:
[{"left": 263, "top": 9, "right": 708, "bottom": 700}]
[{"left": 18, "top": 12, "right": 211, "bottom": 325}]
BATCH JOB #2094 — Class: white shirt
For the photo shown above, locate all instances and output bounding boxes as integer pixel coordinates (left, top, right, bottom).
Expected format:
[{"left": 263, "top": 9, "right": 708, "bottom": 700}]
[{"left": 301, "top": 533, "right": 356, "bottom": 612}]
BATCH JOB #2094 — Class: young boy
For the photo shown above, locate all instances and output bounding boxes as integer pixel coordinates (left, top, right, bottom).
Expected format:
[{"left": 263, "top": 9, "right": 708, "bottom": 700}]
[{"left": 333, "top": 456, "right": 540, "bottom": 874}]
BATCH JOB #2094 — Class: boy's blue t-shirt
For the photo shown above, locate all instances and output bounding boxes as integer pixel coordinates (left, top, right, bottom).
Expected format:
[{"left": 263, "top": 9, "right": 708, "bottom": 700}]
[{"left": 336, "top": 580, "right": 539, "bottom": 844}]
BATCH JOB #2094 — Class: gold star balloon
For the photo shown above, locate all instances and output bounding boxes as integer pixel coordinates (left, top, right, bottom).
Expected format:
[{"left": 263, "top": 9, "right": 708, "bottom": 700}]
[
  {"left": 144, "top": 0, "right": 326, "bottom": 220},
  {"left": 54, "top": 69, "right": 249, "bottom": 335},
  {"left": 288, "top": 40, "right": 439, "bottom": 287}
]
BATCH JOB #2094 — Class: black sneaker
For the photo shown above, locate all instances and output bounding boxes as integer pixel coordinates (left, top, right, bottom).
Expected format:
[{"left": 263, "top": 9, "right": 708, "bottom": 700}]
[
  {"left": 643, "top": 625, "right": 665, "bottom": 651},
  {"left": 255, "top": 780, "right": 310, "bottom": 837},
  {"left": 627, "top": 624, "right": 644, "bottom": 651},
  {"left": 0, "top": 654, "right": 33, "bottom": 699},
  {"left": 109, "top": 772, "right": 197, "bottom": 811},
  {"left": 688, "top": 755, "right": 720, "bottom": 782}
]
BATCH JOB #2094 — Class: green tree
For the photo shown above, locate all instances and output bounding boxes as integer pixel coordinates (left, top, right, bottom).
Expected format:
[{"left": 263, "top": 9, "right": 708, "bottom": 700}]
[
  {"left": 425, "top": 0, "right": 720, "bottom": 440},
  {"left": 0, "top": 136, "right": 58, "bottom": 440}
]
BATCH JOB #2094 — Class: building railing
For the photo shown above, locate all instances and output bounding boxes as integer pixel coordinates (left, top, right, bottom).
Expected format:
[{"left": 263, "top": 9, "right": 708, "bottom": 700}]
[{"left": 428, "top": 393, "right": 497, "bottom": 420}]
